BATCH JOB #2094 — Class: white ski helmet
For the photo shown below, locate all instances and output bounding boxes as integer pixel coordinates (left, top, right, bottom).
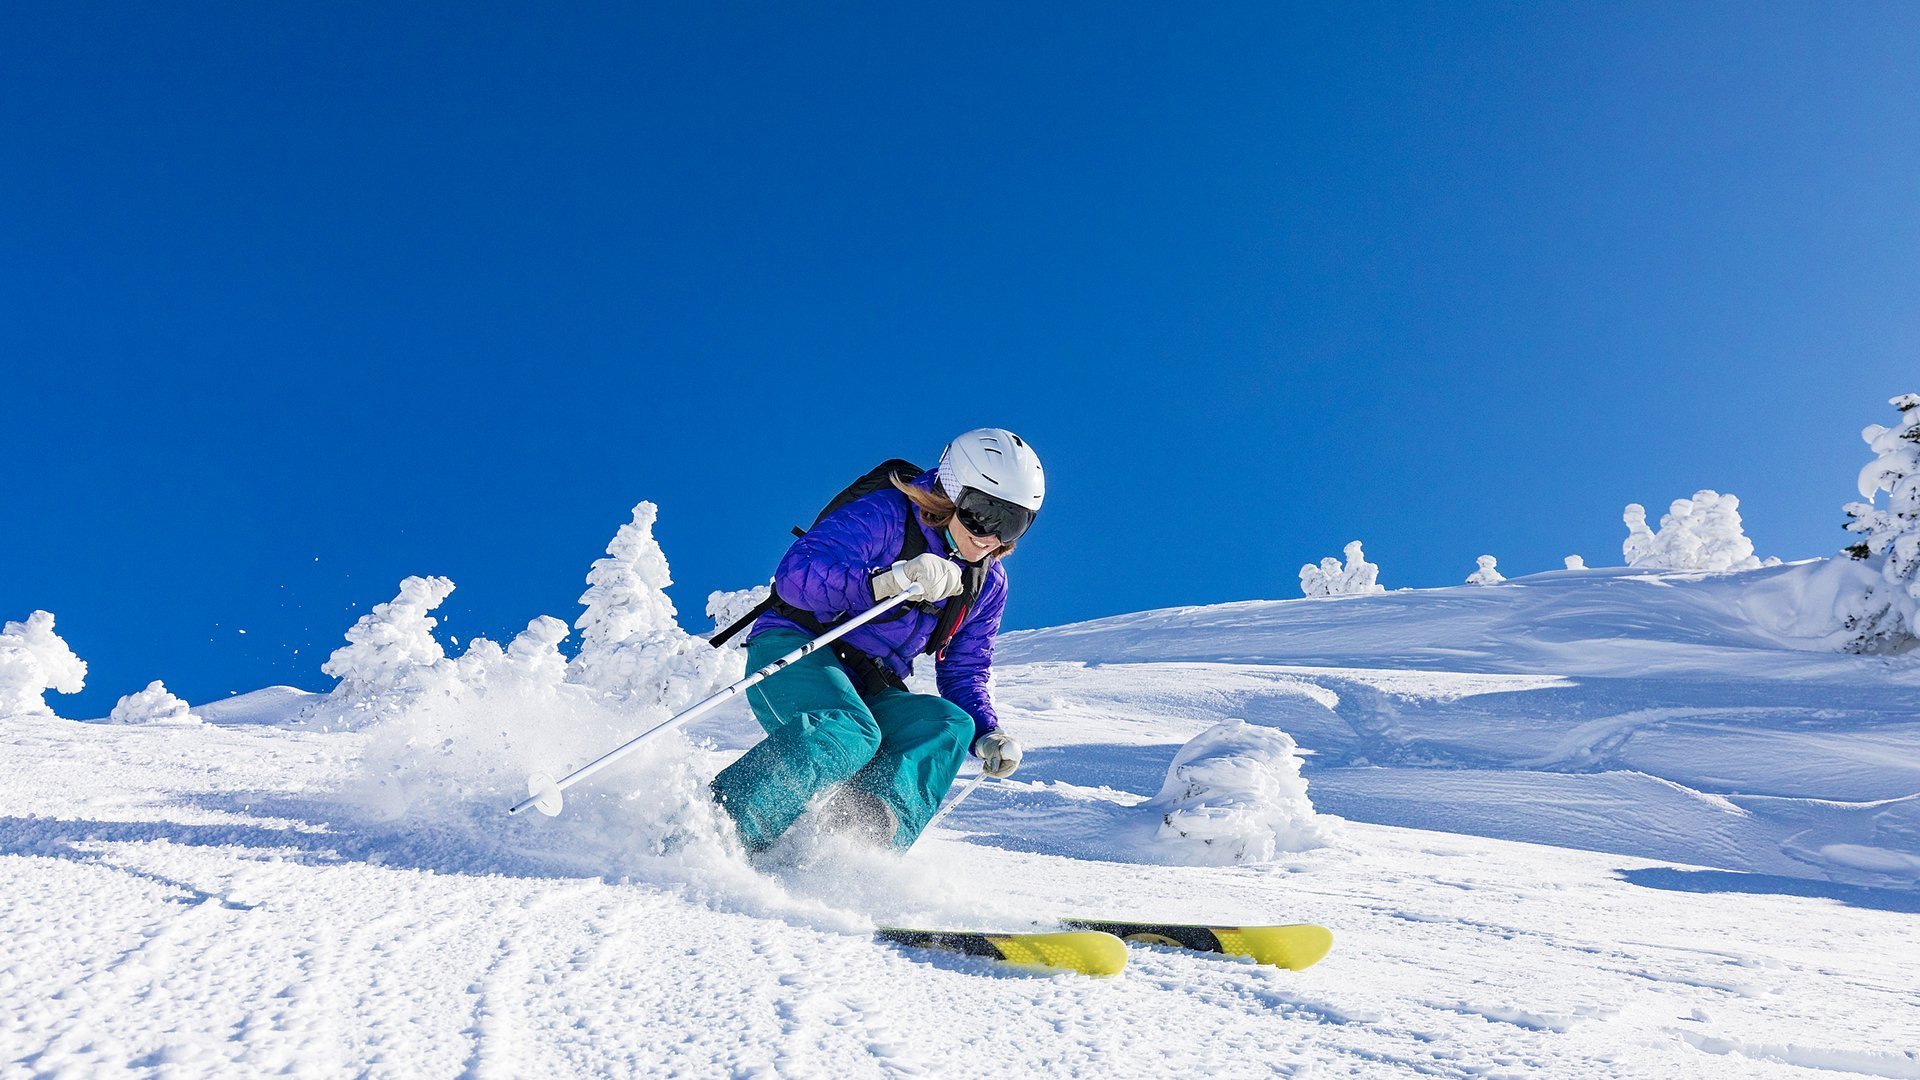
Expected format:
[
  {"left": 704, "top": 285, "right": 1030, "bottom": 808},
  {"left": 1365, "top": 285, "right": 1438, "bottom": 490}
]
[{"left": 937, "top": 428, "right": 1045, "bottom": 541}]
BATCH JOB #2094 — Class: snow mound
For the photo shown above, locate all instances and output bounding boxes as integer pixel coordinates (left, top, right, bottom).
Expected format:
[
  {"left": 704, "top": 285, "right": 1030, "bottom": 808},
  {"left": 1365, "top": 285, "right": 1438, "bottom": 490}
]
[
  {"left": 1466, "top": 555, "right": 1506, "bottom": 585},
  {"left": 1145, "top": 719, "right": 1331, "bottom": 864},
  {"left": 106, "top": 680, "right": 199, "bottom": 725},
  {"left": 0, "top": 610, "right": 87, "bottom": 718}
]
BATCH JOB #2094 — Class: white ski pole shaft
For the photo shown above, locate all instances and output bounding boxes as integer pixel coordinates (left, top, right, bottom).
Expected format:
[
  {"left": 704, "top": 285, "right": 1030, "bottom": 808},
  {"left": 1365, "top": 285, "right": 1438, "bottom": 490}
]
[
  {"left": 924, "top": 770, "right": 989, "bottom": 833},
  {"left": 508, "top": 582, "right": 925, "bottom": 817}
]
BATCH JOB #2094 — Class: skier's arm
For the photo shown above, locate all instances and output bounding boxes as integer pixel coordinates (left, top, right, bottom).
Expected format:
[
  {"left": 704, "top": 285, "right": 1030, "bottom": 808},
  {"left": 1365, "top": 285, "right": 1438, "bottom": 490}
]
[
  {"left": 936, "top": 565, "right": 1008, "bottom": 743},
  {"left": 773, "top": 492, "right": 903, "bottom": 617}
]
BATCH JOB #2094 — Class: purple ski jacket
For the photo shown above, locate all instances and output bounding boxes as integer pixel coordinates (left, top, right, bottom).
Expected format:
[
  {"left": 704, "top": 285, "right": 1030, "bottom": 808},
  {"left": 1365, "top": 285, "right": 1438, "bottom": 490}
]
[{"left": 750, "top": 469, "right": 1007, "bottom": 741}]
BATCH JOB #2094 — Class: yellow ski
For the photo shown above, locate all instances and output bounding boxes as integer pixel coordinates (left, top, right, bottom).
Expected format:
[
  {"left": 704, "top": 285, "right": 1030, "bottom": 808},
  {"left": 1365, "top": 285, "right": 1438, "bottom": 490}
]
[
  {"left": 875, "top": 927, "right": 1128, "bottom": 976},
  {"left": 1062, "top": 919, "right": 1333, "bottom": 970}
]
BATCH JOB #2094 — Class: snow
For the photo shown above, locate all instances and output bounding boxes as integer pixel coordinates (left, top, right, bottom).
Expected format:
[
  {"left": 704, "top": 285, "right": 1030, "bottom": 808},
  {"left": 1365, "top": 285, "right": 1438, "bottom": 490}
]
[
  {"left": 4, "top": 548, "right": 1919, "bottom": 1076},
  {"left": 1299, "top": 540, "right": 1385, "bottom": 597},
  {"left": 0, "top": 610, "right": 87, "bottom": 718},
  {"left": 105, "top": 681, "right": 199, "bottom": 725}
]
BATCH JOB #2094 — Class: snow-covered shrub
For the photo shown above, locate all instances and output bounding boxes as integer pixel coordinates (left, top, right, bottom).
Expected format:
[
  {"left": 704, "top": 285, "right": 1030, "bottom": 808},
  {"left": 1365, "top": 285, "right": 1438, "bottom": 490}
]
[
  {"left": 0, "top": 611, "right": 87, "bottom": 718},
  {"left": 1299, "top": 540, "right": 1385, "bottom": 598},
  {"left": 706, "top": 584, "right": 772, "bottom": 646},
  {"left": 1466, "top": 555, "right": 1505, "bottom": 585},
  {"left": 1144, "top": 719, "right": 1329, "bottom": 865},
  {"left": 1622, "top": 491, "right": 1763, "bottom": 572},
  {"left": 107, "top": 680, "right": 198, "bottom": 725},
  {"left": 567, "top": 502, "right": 736, "bottom": 709},
  {"left": 1565, "top": 555, "right": 1588, "bottom": 571},
  {"left": 1835, "top": 394, "right": 1920, "bottom": 653},
  {"left": 450, "top": 616, "right": 571, "bottom": 694},
  {"left": 321, "top": 575, "right": 457, "bottom": 708}
]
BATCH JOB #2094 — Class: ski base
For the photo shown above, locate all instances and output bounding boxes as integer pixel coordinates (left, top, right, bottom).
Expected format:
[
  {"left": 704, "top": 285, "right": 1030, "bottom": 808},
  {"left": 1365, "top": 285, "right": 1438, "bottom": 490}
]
[
  {"left": 875, "top": 928, "right": 1128, "bottom": 976},
  {"left": 1062, "top": 919, "right": 1334, "bottom": 970}
]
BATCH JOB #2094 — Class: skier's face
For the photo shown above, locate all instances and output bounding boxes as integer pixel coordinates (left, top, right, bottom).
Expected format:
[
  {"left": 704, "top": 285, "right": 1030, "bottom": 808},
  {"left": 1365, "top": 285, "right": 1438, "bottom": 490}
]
[{"left": 948, "top": 515, "right": 999, "bottom": 562}]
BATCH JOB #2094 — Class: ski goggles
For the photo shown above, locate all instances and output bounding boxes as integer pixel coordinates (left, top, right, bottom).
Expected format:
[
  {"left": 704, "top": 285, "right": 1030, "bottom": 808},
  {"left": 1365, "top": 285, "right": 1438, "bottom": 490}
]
[{"left": 954, "top": 486, "right": 1036, "bottom": 543}]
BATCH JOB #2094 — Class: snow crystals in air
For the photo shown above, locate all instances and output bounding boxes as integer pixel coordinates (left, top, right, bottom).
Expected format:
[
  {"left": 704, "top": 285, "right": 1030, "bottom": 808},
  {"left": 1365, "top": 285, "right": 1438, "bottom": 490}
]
[
  {"left": 1144, "top": 718, "right": 1330, "bottom": 865},
  {"left": 1465, "top": 554, "right": 1506, "bottom": 585},
  {"left": 1622, "top": 490, "right": 1764, "bottom": 572},
  {"left": 0, "top": 609, "right": 87, "bottom": 718},
  {"left": 1299, "top": 540, "right": 1385, "bottom": 597},
  {"left": 106, "top": 680, "right": 199, "bottom": 725}
]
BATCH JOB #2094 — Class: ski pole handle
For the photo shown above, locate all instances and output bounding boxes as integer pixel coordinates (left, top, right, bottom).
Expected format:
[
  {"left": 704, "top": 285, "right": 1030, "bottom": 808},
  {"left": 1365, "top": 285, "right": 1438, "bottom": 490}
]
[{"left": 508, "top": 582, "right": 926, "bottom": 817}]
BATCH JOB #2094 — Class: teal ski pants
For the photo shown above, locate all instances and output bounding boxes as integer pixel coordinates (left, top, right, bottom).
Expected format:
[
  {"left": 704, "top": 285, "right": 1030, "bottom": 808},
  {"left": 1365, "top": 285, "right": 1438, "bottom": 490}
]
[{"left": 709, "top": 629, "right": 974, "bottom": 852}]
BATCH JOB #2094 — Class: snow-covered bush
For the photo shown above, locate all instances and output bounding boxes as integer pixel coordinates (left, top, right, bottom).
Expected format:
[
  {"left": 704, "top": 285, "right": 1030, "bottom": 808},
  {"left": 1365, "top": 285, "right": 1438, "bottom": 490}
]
[
  {"left": 567, "top": 502, "right": 736, "bottom": 709},
  {"left": 1299, "top": 540, "right": 1385, "bottom": 598},
  {"left": 321, "top": 575, "right": 457, "bottom": 708},
  {"left": 1835, "top": 394, "right": 1920, "bottom": 653},
  {"left": 706, "top": 584, "right": 772, "bottom": 646},
  {"left": 1564, "top": 555, "right": 1588, "bottom": 571},
  {"left": 107, "top": 680, "right": 199, "bottom": 725},
  {"left": 1144, "top": 719, "right": 1329, "bottom": 865},
  {"left": 0, "top": 611, "right": 87, "bottom": 718},
  {"left": 450, "top": 616, "right": 571, "bottom": 694},
  {"left": 1466, "top": 555, "right": 1505, "bottom": 585},
  {"left": 1622, "top": 491, "right": 1763, "bottom": 572}
]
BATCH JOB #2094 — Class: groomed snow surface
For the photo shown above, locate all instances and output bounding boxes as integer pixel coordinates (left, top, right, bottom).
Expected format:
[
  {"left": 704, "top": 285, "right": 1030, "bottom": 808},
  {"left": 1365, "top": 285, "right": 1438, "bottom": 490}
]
[{"left": 5, "top": 563, "right": 1919, "bottom": 1078}]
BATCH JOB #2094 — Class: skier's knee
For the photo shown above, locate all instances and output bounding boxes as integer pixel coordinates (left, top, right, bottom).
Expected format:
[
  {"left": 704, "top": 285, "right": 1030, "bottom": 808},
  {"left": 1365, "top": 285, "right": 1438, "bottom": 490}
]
[
  {"left": 929, "top": 700, "right": 975, "bottom": 754},
  {"left": 848, "top": 711, "right": 885, "bottom": 759}
]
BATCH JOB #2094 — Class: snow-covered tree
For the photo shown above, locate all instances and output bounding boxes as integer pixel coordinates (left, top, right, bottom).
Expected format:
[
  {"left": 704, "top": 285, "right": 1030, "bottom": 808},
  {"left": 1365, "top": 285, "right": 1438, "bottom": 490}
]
[
  {"left": 1836, "top": 394, "right": 1920, "bottom": 653},
  {"left": 322, "top": 576, "right": 457, "bottom": 697},
  {"left": 0, "top": 610, "right": 87, "bottom": 718},
  {"left": 1623, "top": 504, "right": 1657, "bottom": 566},
  {"left": 1622, "top": 491, "right": 1763, "bottom": 572},
  {"left": 568, "top": 502, "right": 734, "bottom": 709},
  {"left": 1299, "top": 541, "right": 1385, "bottom": 598},
  {"left": 107, "top": 680, "right": 199, "bottom": 725},
  {"left": 1564, "top": 555, "right": 1588, "bottom": 571},
  {"left": 707, "top": 585, "right": 772, "bottom": 647},
  {"left": 1466, "top": 555, "right": 1505, "bottom": 585}
]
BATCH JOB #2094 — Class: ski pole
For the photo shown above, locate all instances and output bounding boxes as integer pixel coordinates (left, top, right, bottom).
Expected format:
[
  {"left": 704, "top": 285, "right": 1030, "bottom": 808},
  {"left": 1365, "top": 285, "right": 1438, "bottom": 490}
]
[
  {"left": 508, "top": 582, "right": 926, "bottom": 817},
  {"left": 924, "top": 770, "right": 990, "bottom": 833}
]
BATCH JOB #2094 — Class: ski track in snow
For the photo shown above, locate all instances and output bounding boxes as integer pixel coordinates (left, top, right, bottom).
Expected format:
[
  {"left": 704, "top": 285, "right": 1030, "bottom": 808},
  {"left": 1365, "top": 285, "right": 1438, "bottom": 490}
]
[{"left": 6, "top": 568, "right": 1919, "bottom": 1077}]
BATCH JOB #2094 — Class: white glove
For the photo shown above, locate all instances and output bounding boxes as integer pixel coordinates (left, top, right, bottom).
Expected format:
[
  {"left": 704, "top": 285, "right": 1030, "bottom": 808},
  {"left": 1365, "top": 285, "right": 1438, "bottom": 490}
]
[
  {"left": 871, "top": 553, "right": 963, "bottom": 603},
  {"left": 974, "top": 731, "right": 1022, "bottom": 778}
]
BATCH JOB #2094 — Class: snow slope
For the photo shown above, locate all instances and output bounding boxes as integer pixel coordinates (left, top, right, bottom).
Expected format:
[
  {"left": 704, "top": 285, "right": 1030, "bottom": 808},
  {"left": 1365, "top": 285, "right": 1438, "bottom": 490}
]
[{"left": 3, "top": 564, "right": 1918, "bottom": 1077}]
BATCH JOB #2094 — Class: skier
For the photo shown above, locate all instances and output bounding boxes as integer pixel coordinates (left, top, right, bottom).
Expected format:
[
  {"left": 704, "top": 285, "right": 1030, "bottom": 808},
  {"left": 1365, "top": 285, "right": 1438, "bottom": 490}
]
[{"left": 708, "top": 428, "right": 1043, "bottom": 853}]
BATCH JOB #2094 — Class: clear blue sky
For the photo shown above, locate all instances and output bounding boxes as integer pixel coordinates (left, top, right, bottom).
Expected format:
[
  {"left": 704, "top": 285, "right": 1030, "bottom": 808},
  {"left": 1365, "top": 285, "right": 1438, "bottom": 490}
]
[{"left": 4, "top": 3, "right": 1916, "bottom": 715}]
